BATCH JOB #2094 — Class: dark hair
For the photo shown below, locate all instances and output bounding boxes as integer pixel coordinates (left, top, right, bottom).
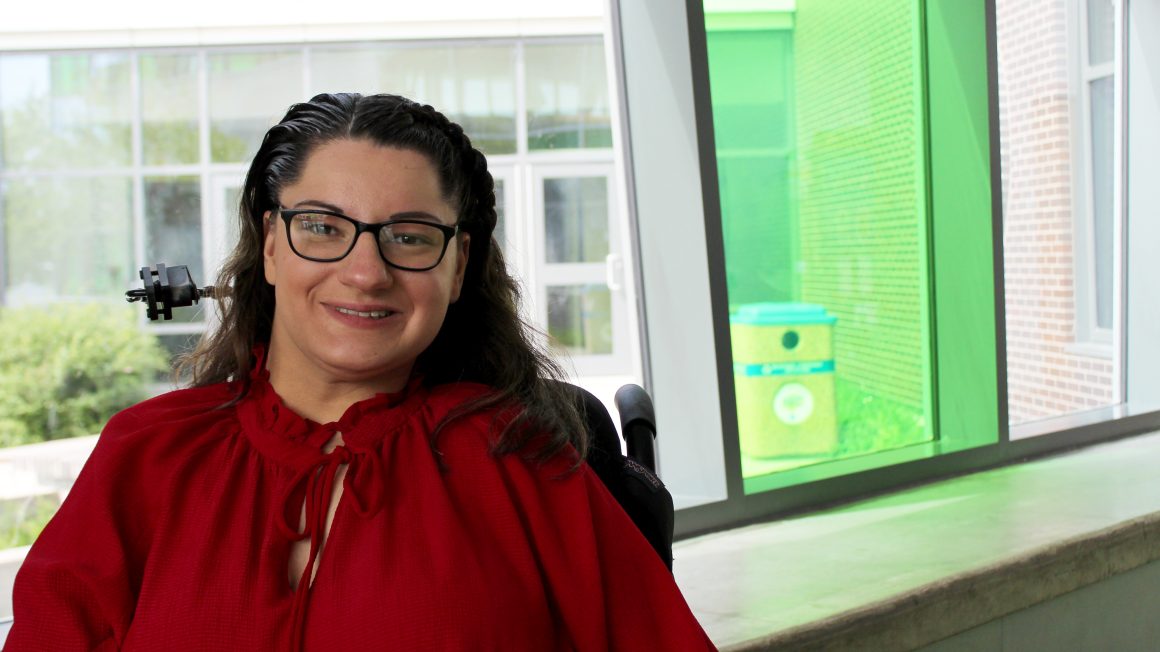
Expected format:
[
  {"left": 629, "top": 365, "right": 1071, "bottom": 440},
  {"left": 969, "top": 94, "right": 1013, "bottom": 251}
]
[{"left": 179, "top": 92, "right": 586, "bottom": 463}]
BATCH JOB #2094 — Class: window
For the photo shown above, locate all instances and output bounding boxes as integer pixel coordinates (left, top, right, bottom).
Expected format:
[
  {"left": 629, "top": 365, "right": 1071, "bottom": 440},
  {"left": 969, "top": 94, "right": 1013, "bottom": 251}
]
[
  {"left": 611, "top": 0, "right": 1160, "bottom": 533},
  {"left": 997, "top": 0, "right": 1123, "bottom": 429},
  {"left": 534, "top": 167, "right": 631, "bottom": 376},
  {"left": 703, "top": 0, "right": 940, "bottom": 493}
]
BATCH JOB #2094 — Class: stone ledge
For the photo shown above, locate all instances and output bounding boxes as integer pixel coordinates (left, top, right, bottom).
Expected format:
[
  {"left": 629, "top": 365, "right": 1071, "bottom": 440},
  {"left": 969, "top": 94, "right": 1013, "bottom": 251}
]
[{"left": 721, "top": 503, "right": 1160, "bottom": 651}]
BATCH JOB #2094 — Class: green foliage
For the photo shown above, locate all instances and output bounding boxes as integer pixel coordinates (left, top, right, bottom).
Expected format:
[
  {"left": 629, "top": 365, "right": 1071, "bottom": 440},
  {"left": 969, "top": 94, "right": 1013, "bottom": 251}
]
[
  {"left": 0, "top": 494, "right": 60, "bottom": 549},
  {"left": 210, "top": 127, "right": 254, "bottom": 163},
  {"left": 0, "top": 303, "right": 168, "bottom": 447},
  {"left": 835, "top": 377, "right": 929, "bottom": 456}
]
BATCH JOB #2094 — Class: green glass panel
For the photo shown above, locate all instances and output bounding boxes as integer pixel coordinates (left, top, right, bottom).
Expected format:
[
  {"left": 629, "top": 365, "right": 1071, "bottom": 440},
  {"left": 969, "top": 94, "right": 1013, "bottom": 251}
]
[
  {"left": 705, "top": 1, "right": 941, "bottom": 491},
  {"left": 926, "top": 0, "right": 1000, "bottom": 447}
]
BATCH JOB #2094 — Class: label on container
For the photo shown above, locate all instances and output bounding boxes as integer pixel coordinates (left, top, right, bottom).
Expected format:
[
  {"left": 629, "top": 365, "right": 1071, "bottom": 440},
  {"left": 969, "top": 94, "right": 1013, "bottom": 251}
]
[
  {"left": 773, "top": 382, "right": 814, "bottom": 425},
  {"left": 733, "top": 360, "right": 834, "bottom": 377}
]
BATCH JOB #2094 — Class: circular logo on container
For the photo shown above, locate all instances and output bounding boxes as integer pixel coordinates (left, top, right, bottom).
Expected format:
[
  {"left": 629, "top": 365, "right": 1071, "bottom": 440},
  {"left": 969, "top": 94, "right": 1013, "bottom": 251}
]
[{"left": 773, "top": 382, "right": 814, "bottom": 425}]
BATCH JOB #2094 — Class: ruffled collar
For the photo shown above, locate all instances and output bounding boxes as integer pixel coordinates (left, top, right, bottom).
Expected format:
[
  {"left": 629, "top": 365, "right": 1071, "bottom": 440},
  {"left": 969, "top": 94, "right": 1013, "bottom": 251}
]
[
  {"left": 234, "top": 346, "right": 430, "bottom": 650},
  {"left": 236, "top": 345, "right": 427, "bottom": 471}
]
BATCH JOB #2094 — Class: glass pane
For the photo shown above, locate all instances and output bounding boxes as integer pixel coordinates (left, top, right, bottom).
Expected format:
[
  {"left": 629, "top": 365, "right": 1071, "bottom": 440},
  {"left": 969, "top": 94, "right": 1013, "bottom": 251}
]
[
  {"left": 494, "top": 178, "right": 506, "bottom": 246},
  {"left": 309, "top": 45, "right": 517, "bottom": 155},
  {"left": 3, "top": 176, "right": 132, "bottom": 303},
  {"left": 1089, "top": 76, "right": 1114, "bottom": 330},
  {"left": 997, "top": 0, "right": 1120, "bottom": 428},
  {"left": 525, "top": 42, "right": 612, "bottom": 150},
  {"left": 547, "top": 284, "right": 612, "bottom": 355},
  {"left": 544, "top": 177, "right": 609, "bottom": 263},
  {"left": 145, "top": 176, "right": 204, "bottom": 324},
  {"left": 208, "top": 51, "right": 303, "bottom": 163},
  {"left": 1087, "top": 0, "right": 1115, "bottom": 66},
  {"left": 141, "top": 54, "right": 199, "bottom": 165},
  {"left": 705, "top": 1, "right": 935, "bottom": 490},
  {"left": 220, "top": 180, "right": 244, "bottom": 264},
  {"left": 156, "top": 332, "right": 202, "bottom": 382},
  {"left": 0, "top": 53, "right": 132, "bottom": 169}
]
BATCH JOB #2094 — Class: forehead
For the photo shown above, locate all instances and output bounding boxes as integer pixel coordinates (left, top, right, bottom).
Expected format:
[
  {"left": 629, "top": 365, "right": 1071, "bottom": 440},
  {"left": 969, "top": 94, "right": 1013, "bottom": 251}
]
[{"left": 286, "top": 139, "right": 452, "bottom": 218}]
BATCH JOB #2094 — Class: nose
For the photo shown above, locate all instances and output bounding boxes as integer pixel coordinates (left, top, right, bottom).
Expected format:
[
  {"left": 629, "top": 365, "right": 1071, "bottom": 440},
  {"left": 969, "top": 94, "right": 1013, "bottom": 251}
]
[{"left": 336, "top": 231, "right": 394, "bottom": 290}]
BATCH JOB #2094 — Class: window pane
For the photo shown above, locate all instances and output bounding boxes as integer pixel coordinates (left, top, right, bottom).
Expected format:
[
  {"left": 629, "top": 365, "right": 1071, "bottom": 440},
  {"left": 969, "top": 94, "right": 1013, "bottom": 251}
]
[
  {"left": 0, "top": 54, "right": 132, "bottom": 169},
  {"left": 155, "top": 332, "right": 201, "bottom": 382},
  {"left": 1087, "top": 0, "right": 1115, "bottom": 66},
  {"left": 141, "top": 54, "right": 199, "bottom": 166},
  {"left": 544, "top": 177, "right": 609, "bottom": 263},
  {"left": 705, "top": 1, "right": 934, "bottom": 490},
  {"left": 1090, "top": 76, "right": 1114, "bottom": 330},
  {"left": 144, "top": 176, "right": 204, "bottom": 324},
  {"left": 208, "top": 51, "right": 303, "bottom": 163},
  {"left": 547, "top": 284, "right": 612, "bottom": 355},
  {"left": 3, "top": 176, "right": 132, "bottom": 303},
  {"left": 997, "top": 0, "right": 1120, "bottom": 427},
  {"left": 309, "top": 45, "right": 517, "bottom": 155},
  {"left": 525, "top": 42, "right": 612, "bottom": 150},
  {"left": 494, "top": 178, "right": 506, "bottom": 246}
]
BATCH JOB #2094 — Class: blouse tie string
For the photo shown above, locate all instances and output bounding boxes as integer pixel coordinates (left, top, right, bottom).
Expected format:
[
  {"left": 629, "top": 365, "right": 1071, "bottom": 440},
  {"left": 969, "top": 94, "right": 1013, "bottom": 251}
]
[{"left": 277, "top": 444, "right": 386, "bottom": 651}]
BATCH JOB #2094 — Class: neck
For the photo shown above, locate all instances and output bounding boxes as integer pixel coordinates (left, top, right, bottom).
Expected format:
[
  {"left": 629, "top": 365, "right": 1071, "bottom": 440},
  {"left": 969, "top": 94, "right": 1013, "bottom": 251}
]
[{"left": 264, "top": 349, "right": 405, "bottom": 426}]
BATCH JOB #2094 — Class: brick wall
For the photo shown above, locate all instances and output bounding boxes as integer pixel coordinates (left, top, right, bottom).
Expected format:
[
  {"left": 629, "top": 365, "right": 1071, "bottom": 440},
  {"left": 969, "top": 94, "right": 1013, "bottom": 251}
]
[{"left": 997, "top": 0, "right": 1116, "bottom": 425}]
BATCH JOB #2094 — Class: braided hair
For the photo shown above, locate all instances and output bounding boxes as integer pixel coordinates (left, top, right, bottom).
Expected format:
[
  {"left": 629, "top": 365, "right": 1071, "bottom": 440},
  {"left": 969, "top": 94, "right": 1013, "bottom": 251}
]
[{"left": 180, "top": 93, "right": 586, "bottom": 463}]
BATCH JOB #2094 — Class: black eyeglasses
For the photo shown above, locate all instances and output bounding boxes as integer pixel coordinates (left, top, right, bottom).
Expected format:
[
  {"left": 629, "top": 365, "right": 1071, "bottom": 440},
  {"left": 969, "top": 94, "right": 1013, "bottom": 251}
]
[{"left": 278, "top": 207, "right": 460, "bottom": 272}]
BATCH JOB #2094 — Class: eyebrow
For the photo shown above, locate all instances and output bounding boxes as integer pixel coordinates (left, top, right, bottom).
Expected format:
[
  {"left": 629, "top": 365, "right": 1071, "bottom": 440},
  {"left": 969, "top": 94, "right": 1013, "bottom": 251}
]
[{"left": 288, "top": 200, "right": 447, "bottom": 223}]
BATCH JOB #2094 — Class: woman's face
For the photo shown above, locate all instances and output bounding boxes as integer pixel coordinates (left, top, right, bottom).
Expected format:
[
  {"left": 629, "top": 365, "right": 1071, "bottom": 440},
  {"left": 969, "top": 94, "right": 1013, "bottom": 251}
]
[{"left": 263, "top": 138, "right": 469, "bottom": 392}]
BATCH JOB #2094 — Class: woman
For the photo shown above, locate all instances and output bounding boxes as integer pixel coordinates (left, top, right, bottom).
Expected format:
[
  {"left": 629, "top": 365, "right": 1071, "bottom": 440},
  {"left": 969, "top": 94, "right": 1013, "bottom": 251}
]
[{"left": 6, "top": 93, "right": 715, "bottom": 650}]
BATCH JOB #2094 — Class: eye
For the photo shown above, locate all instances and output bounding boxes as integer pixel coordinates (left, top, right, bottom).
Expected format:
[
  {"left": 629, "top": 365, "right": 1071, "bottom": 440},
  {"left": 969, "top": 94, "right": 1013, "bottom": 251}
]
[
  {"left": 384, "top": 224, "right": 440, "bottom": 247},
  {"left": 293, "top": 214, "right": 344, "bottom": 238},
  {"left": 392, "top": 233, "right": 431, "bottom": 246}
]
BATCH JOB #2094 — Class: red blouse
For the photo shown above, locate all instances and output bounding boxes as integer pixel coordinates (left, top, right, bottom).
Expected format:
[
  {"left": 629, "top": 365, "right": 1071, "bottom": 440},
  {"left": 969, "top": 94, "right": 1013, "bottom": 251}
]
[{"left": 5, "top": 369, "right": 715, "bottom": 651}]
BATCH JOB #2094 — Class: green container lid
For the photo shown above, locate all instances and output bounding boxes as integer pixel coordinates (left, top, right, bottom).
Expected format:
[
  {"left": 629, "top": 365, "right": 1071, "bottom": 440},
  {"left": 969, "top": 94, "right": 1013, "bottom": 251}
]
[{"left": 730, "top": 302, "right": 837, "bottom": 326}]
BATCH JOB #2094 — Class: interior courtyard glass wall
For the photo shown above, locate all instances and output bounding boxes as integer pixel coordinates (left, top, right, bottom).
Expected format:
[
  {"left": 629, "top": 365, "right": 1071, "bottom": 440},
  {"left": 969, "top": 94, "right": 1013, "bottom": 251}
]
[
  {"left": 705, "top": 1, "right": 934, "bottom": 491},
  {"left": 702, "top": 0, "right": 1001, "bottom": 494}
]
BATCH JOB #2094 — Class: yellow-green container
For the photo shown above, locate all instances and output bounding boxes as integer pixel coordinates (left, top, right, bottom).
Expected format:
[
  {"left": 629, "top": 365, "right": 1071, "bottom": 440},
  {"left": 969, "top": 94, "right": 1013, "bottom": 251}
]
[{"left": 731, "top": 303, "right": 838, "bottom": 458}]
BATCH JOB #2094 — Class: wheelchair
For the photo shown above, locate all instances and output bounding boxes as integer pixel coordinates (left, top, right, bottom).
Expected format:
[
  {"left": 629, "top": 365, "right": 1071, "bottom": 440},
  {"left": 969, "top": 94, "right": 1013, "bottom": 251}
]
[{"left": 127, "top": 264, "right": 677, "bottom": 571}]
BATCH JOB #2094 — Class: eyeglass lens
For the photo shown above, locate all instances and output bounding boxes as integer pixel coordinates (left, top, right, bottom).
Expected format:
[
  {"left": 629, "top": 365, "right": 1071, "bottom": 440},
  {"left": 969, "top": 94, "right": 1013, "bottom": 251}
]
[{"left": 287, "top": 212, "right": 448, "bottom": 269}]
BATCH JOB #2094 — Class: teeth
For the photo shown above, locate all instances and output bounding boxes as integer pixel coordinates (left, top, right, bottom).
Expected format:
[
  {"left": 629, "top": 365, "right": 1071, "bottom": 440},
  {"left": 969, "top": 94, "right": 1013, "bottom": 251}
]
[{"left": 335, "top": 307, "right": 391, "bottom": 319}]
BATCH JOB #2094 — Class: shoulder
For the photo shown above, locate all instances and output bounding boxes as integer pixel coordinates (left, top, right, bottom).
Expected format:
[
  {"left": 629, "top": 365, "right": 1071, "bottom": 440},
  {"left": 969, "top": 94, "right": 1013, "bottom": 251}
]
[
  {"left": 101, "top": 381, "right": 237, "bottom": 442},
  {"left": 422, "top": 380, "right": 498, "bottom": 409},
  {"left": 416, "top": 381, "right": 534, "bottom": 455}
]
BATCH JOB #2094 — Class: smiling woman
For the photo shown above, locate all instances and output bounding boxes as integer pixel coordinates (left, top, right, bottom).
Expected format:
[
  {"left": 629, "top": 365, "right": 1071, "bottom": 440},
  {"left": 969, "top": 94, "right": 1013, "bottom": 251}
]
[
  {"left": 4, "top": 93, "right": 714, "bottom": 651},
  {"left": 261, "top": 141, "right": 470, "bottom": 421}
]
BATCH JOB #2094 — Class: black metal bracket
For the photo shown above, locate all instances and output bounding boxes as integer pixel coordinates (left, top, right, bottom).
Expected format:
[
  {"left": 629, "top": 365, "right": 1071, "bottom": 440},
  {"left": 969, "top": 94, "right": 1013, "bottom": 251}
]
[{"left": 125, "top": 263, "right": 215, "bottom": 321}]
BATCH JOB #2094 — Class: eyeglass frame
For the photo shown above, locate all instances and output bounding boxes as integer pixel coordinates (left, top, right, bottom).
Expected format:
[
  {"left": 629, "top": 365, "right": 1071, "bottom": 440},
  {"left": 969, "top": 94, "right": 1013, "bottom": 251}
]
[{"left": 276, "top": 207, "right": 461, "bottom": 272}]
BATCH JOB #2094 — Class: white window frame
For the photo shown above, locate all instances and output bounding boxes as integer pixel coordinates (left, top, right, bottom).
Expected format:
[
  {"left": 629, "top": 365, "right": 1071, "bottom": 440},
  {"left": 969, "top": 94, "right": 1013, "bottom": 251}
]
[
  {"left": 529, "top": 159, "right": 631, "bottom": 378},
  {"left": 1068, "top": 0, "right": 1123, "bottom": 358}
]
